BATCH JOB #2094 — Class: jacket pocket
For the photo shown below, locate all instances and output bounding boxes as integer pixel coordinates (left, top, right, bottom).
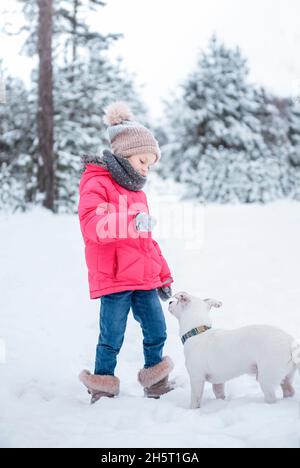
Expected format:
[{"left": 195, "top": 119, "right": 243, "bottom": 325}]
[
  {"left": 97, "top": 246, "right": 117, "bottom": 278},
  {"left": 115, "top": 247, "right": 144, "bottom": 283}
]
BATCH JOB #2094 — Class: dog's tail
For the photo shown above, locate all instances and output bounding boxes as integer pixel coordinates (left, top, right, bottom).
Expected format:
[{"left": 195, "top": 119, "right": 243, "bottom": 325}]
[{"left": 291, "top": 340, "right": 300, "bottom": 373}]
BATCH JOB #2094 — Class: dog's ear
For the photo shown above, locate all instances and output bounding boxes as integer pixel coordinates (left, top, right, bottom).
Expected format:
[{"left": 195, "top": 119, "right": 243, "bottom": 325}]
[
  {"left": 175, "top": 292, "right": 191, "bottom": 306},
  {"left": 204, "top": 298, "right": 222, "bottom": 309}
]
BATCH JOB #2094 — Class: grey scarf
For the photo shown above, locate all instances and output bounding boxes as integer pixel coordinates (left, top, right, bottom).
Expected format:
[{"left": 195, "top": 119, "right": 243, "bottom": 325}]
[
  {"left": 102, "top": 149, "right": 147, "bottom": 191},
  {"left": 81, "top": 150, "right": 147, "bottom": 191}
]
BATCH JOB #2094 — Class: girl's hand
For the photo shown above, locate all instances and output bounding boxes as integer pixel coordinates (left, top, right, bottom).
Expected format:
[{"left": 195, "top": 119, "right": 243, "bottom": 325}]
[
  {"left": 135, "top": 212, "right": 157, "bottom": 232},
  {"left": 157, "top": 285, "right": 173, "bottom": 302}
]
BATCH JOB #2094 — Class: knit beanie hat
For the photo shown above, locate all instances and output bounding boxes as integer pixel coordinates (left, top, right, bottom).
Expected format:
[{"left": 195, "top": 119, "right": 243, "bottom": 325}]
[{"left": 102, "top": 101, "right": 161, "bottom": 162}]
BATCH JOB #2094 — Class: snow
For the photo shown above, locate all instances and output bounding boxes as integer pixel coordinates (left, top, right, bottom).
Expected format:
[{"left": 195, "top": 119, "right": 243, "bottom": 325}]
[{"left": 0, "top": 182, "right": 299, "bottom": 448}]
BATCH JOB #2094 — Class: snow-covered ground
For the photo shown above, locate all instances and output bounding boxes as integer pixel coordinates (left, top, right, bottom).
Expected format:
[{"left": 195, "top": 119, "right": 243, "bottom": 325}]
[{"left": 0, "top": 181, "right": 299, "bottom": 448}]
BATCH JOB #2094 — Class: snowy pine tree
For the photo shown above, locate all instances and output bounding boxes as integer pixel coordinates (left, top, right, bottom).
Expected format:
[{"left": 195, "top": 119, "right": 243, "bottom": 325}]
[
  {"left": 0, "top": 74, "right": 39, "bottom": 211},
  {"left": 286, "top": 99, "right": 300, "bottom": 200},
  {"left": 162, "top": 36, "right": 291, "bottom": 203},
  {"left": 1, "top": 0, "right": 150, "bottom": 213},
  {"left": 255, "top": 90, "right": 292, "bottom": 197}
]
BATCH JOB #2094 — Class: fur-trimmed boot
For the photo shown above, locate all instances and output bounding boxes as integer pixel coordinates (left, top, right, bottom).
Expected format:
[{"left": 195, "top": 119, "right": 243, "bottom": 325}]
[
  {"left": 137, "top": 356, "right": 175, "bottom": 399},
  {"left": 79, "top": 370, "right": 120, "bottom": 405}
]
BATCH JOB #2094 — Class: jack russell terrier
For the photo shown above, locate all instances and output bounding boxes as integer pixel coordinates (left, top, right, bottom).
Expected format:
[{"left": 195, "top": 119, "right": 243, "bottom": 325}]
[{"left": 168, "top": 292, "right": 300, "bottom": 409}]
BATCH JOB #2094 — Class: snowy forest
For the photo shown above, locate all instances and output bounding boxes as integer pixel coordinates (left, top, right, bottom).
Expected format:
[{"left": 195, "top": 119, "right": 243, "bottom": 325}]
[
  {"left": 1, "top": 0, "right": 299, "bottom": 213},
  {"left": 1, "top": 1, "right": 300, "bottom": 449}
]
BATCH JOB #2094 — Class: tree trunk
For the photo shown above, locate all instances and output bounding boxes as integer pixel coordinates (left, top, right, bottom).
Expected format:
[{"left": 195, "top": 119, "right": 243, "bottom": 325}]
[
  {"left": 71, "top": 0, "right": 79, "bottom": 80},
  {"left": 37, "top": 0, "right": 54, "bottom": 211}
]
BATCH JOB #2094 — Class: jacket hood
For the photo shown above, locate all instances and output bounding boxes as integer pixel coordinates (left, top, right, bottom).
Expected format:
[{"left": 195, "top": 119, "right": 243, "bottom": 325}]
[{"left": 80, "top": 153, "right": 109, "bottom": 173}]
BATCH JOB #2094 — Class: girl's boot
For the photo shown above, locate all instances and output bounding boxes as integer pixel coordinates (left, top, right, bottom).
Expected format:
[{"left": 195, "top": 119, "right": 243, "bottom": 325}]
[
  {"left": 137, "top": 356, "right": 175, "bottom": 399},
  {"left": 79, "top": 370, "right": 120, "bottom": 405}
]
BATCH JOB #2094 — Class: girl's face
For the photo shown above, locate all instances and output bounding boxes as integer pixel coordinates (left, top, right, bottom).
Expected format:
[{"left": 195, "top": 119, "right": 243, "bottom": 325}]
[{"left": 128, "top": 153, "right": 157, "bottom": 177}]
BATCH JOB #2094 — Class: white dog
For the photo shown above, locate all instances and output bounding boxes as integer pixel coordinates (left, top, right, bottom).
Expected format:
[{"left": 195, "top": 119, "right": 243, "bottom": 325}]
[{"left": 169, "top": 292, "right": 300, "bottom": 409}]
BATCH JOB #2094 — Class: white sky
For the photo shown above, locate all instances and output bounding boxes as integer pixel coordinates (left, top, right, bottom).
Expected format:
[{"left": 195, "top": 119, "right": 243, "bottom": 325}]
[{"left": 1, "top": 0, "right": 300, "bottom": 120}]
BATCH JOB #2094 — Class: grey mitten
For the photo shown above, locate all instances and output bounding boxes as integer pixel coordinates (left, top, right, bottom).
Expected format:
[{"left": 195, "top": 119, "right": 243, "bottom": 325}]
[
  {"left": 157, "top": 285, "right": 173, "bottom": 302},
  {"left": 135, "top": 212, "right": 157, "bottom": 232}
]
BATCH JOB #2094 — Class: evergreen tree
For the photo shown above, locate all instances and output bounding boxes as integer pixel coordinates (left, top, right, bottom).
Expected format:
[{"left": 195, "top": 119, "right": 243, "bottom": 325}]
[
  {"left": 286, "top": 98, "right": 300, "bottom": 200},
  {"left": 0, "top": 74, "right": 39, "bottom": 211},
  {"left": 1, "top": 0, "right": 149, "bottom": 212},
  {"left": 162, "top": 36, "right": 291, "bottom": 203},
  {"left": 255, "top": 90, "right": 292, "bottom": 198}
]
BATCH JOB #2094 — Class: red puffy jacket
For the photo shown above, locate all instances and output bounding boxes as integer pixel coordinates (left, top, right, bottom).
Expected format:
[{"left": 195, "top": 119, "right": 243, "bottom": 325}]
[{"left": 78, "top": 162, "right": 173, "bottom": 299}]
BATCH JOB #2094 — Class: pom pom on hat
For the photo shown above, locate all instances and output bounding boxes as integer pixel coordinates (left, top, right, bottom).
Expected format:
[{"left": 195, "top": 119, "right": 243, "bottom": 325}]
[
  {"left": 103, "top": 101, "right": 134, "bottom": 126},
  {"left": 102, "top": 100, "right": 161, "bottom": 162}
]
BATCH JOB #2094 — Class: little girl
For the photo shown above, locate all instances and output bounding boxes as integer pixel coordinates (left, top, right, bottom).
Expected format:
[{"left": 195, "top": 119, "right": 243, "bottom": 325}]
[{"left": 78, "top": 101, "right": 175, "bottom": 404}]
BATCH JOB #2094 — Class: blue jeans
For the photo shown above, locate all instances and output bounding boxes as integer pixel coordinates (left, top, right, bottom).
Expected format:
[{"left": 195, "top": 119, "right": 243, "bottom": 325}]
[{"left": 94, "top": 289, "right": 167, "bottom": 375}]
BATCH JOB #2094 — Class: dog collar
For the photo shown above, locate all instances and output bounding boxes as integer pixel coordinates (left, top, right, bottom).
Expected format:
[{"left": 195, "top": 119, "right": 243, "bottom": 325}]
[{"left": 181, "top": 326, "right": 211, "bottom": 345}]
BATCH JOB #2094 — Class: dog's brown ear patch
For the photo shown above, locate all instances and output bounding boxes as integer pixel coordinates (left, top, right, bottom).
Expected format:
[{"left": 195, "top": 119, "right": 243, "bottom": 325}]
[
  {"left": 204, "top": 298, "right": 222, "bottom": 309},
  {"left": 175, "top": 292, "right": 191, "bottom": 305}
]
